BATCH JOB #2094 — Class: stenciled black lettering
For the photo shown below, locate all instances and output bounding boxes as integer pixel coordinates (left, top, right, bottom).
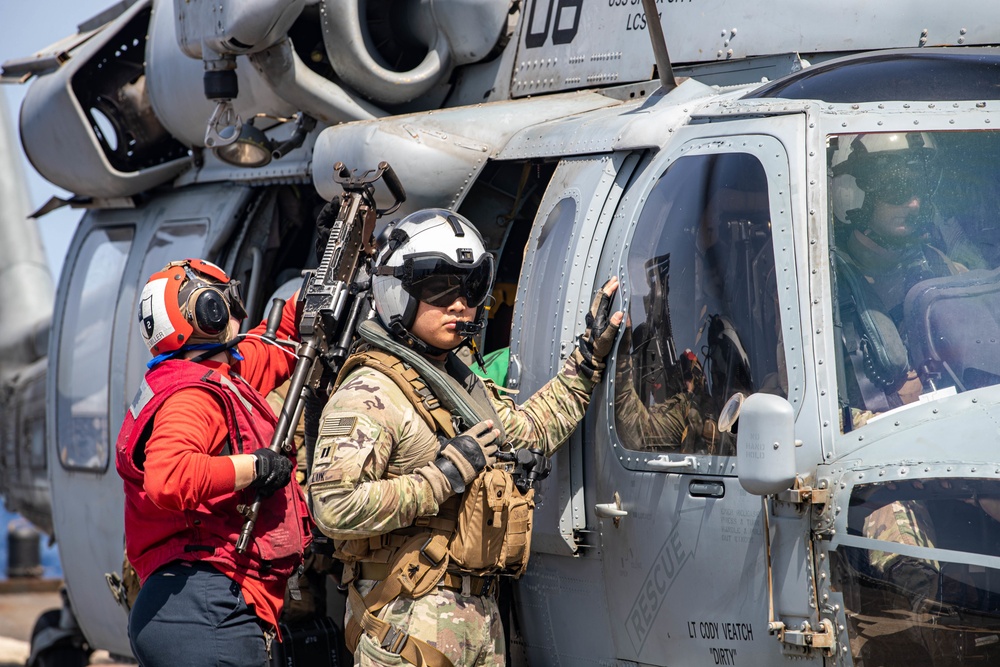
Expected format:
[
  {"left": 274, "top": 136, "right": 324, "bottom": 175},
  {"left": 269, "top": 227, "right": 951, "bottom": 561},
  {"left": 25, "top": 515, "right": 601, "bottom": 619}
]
[
  {"left": 552, "top": 0, "right": 583, "bottom": 44},
  {"left": 722, "top": 622, "right": 754, "bottom": 641},
  {"left": 710, "top": 648, "right": 737, "bottom": 665},
  {"left": 625, "top": 11, "right": 647, "bottom": 30},
  {"left": 525, "top": 0, "right": 553, "bottom": 48}
]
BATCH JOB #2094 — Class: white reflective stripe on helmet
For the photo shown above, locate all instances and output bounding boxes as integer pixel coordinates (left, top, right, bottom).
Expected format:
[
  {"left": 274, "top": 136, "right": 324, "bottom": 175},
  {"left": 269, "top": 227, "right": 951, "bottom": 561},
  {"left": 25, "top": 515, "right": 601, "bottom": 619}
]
[{"left": 139, "top": 277, "right": 175, "bottom": 349}]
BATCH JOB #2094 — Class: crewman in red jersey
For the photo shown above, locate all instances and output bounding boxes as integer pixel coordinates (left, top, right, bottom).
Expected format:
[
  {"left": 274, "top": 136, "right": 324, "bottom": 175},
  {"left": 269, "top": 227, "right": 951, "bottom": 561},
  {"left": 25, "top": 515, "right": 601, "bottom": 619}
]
[{"left": 116, "top": 259, "right": 311, "bottom": 666}]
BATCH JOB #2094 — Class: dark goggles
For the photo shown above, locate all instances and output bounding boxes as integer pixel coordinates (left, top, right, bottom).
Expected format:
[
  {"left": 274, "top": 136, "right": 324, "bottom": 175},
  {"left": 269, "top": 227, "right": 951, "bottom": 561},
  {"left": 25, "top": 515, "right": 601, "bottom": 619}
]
[
  {"left": 870, "top": 171, "right": 932, "bottom": 205},
  {"left": 381, "top": 253, "right": 495, "bottom": 307},
  {"left": 183, "top": 266, "right": 248, "bottom": 320},
  {"left": 222, "top": 280, "right": 248, "bottom": 320}
]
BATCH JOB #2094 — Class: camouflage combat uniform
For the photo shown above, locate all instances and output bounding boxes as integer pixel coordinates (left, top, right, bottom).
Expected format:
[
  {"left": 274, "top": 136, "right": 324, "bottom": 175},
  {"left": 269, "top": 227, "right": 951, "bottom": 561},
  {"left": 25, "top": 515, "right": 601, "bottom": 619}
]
[
  {"left": 863, "top": 500, "right": 940, "bottom": 607},
  {"left": 612, "top": 339, "right": 730, "bottom": 455},
  {"left": 309, "top": 349, "right": 597, "bottom": 666}
]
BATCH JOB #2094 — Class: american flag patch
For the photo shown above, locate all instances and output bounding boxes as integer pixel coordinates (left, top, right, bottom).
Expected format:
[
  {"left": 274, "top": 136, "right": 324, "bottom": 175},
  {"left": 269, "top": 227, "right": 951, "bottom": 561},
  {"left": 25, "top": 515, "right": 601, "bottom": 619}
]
[{"left": 321, "top": 416, "right": 357, "bottom": 437}]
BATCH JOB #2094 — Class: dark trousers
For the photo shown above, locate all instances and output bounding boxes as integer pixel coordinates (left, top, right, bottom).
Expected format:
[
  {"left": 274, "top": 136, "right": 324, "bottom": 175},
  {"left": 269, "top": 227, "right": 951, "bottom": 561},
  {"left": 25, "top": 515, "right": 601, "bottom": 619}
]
[{"left": 128, "top": 561, "right": 268, "bottom": 667}]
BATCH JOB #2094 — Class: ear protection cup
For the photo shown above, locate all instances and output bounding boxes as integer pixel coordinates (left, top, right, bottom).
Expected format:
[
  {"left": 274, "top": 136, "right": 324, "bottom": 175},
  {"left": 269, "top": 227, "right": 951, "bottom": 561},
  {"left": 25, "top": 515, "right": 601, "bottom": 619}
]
[
  {"left": 139, "top": 258, "right": 243, "bottom": 355},
  {"left": 189, "top": 287, "right": 231, "bottom": 336}
]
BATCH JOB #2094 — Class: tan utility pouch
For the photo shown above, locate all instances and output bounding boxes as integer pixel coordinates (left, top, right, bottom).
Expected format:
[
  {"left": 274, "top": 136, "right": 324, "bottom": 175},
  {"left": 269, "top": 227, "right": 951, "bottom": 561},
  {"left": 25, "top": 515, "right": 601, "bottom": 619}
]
[{"left": 448, "top": 467, "right": 534, "bottom": 576}]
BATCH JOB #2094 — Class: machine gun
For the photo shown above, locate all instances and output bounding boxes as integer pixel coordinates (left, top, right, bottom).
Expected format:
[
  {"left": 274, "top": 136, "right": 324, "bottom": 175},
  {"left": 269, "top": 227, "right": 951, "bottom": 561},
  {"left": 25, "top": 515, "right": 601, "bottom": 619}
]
[{"left": 236, "top": 161, "right": 405, "bottom": 553}]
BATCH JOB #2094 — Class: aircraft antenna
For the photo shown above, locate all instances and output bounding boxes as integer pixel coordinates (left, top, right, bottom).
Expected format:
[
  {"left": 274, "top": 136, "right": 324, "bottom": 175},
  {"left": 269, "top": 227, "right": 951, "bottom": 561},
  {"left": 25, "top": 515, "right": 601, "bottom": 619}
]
[{"left": 640, "top": 0, "right": 678, "bottom": 92}]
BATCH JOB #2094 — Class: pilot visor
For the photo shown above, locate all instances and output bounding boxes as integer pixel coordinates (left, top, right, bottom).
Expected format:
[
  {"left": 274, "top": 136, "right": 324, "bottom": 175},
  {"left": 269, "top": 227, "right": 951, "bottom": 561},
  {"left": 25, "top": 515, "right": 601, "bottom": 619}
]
[
  {"left": 871, "top": 168, "right": 933, "bottom": 205},
  {"left": 382, "top": 253, "right": 495, "bottom": 307}
]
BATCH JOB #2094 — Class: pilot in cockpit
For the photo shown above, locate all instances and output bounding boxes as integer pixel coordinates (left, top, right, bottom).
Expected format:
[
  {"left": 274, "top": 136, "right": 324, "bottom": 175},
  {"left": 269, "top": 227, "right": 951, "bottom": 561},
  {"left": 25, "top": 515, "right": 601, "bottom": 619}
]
[
  {"left": 831, "top": 133, "right": 988, "bottom": 422},
  {"left": 833, "top": 132, "right": 984, "bottom": 321}
]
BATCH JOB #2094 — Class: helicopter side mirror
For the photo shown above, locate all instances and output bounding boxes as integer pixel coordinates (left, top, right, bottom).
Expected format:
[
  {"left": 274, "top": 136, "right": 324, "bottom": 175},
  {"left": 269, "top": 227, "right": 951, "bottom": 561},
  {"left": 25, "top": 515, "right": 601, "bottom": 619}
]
[{"left": 719, "top": 392, "right": 798, "bottom": 496}]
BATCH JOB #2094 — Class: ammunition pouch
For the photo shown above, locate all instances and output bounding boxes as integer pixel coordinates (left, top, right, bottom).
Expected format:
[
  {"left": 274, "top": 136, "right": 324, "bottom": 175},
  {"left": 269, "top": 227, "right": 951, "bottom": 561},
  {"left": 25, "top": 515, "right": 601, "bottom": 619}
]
[{"left": 449, "top": 467, "right": 534, "bottom": 576}]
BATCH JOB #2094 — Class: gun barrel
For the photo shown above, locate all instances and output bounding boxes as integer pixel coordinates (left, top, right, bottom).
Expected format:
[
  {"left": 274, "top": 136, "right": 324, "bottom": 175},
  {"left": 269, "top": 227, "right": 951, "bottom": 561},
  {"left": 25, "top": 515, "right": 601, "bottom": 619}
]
[
  {"left": 235, "top": 161, "right": 400, "bottom": 553},
  {"left": 236, "top": 339, "right": 318, "bottom": 554}
]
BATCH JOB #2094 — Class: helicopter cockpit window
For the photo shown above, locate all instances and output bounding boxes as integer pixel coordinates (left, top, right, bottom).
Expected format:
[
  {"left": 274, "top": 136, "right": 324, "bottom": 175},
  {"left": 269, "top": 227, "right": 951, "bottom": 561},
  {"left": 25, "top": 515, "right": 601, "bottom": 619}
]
[
  {"left": 57, "top": 226, "right": 133, "bottom": 471},
  {"left": 831, "top": 478, "right": 1000, "bottom": 666},
  {"left": 830, "top": 131, "right": 1000, "bottom": 431},
  {"left": 613, "top": 152, "right": 785, "bottom": 455}
]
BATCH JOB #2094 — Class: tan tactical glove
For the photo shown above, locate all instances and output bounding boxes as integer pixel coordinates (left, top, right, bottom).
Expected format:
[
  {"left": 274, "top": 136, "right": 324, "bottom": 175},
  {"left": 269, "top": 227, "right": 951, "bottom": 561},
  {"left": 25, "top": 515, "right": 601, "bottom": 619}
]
[
  {"left": 418, "top": 420, "right": 500, "bottom": 503},
  {"left": 572, "top": 278, "right": 622, "bottom": 383}
]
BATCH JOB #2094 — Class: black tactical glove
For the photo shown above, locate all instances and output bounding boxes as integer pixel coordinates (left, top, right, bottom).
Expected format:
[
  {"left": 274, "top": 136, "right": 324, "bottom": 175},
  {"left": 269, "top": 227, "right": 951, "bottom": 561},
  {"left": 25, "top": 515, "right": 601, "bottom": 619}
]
[
  {"left": 250, "top": 448, "right": 293, "bottom": 497},
  {"left": 573, "top": 279, "right": 622, "bottom": 382},
  {"left": 314, "top": 197, "right": 341, "bottom": 264},
  {"left": 419, "top": 420, "right": 500, "bottom": 501},
  {"left": 434, "top": 420, "right": 500, "bottom": 493}
]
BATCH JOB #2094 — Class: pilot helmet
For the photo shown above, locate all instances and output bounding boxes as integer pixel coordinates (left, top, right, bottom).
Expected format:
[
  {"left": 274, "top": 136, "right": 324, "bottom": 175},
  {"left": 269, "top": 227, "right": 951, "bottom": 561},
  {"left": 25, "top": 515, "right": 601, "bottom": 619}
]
[
  {"left": 138, "top": 258, "right": 247, "bottom": 356},
  {"left": 371, "top": 208, "right": 495, "bottom": 352},
  {"left": 830, "top": 132, "right": 939, "bottom": 237}
]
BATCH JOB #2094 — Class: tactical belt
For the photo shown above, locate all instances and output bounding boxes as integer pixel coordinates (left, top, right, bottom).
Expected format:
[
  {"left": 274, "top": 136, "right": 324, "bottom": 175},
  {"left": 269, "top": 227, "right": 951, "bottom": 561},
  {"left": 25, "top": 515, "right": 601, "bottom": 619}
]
[{"left": 359, "top": 562, "right": 497, "bottom": 597}]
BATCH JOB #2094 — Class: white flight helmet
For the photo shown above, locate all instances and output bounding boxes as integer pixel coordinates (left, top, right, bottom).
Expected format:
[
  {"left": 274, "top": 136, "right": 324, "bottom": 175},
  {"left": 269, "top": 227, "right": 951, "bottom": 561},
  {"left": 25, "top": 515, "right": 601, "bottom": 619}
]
[
  {"left": 830, "top": 132, "right": 939, "bottom": 224},
  {"left": 372, "top": 208, "right": 495, "bottom": 352}
]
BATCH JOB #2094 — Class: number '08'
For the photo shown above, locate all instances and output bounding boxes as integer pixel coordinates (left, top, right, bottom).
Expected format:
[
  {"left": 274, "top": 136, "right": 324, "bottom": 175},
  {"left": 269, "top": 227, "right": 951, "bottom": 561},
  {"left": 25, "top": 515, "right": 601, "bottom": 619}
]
[{"left": 525, "top": 0, "right": 584, "bottom": 48}]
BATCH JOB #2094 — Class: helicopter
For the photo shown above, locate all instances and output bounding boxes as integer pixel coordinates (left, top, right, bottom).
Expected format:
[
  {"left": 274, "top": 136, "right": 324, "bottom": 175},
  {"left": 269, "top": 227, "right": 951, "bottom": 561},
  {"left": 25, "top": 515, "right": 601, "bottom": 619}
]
[{"left": 4, "top": 0, "right": 1000, "bottom": 665}]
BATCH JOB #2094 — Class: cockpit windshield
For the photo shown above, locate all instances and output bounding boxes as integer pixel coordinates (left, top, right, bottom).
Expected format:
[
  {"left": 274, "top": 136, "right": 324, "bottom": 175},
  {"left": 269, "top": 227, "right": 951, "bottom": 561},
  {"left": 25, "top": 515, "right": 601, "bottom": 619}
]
[
  {"left": 831, "top": 478, "right": 1000, "bottom": 666},
  {"left": 830, "top": 130, "right": 1000, "bottom": 431}
]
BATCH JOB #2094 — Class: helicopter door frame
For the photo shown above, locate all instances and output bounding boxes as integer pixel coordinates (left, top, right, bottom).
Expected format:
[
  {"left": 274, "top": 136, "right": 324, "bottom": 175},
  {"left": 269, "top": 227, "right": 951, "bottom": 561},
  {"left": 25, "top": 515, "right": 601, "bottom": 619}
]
[
  {"left": 588, "top": 115, "right": 812, "bottom": 666},
  {"left": 510, "top": 151, "right": 642, "bottom": 556},
  {"left": 600, "top": 124, "right": 805, "bottom": 477}
]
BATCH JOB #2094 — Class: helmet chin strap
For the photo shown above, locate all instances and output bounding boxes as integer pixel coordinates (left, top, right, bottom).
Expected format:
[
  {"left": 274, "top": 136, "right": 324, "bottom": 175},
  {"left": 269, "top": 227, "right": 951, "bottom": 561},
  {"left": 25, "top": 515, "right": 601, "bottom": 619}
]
[
  {"left": 386, "top": 316, "right": 486, "bottom": 368},
  {"left": 146, "top": 337, "right": 244, "bottom": 369},
  {"left": 187, "top": 336, "right": 245, "bottom": 363},
  {"left": 387, "top": 317, "right": 451, "bottom": 357}
]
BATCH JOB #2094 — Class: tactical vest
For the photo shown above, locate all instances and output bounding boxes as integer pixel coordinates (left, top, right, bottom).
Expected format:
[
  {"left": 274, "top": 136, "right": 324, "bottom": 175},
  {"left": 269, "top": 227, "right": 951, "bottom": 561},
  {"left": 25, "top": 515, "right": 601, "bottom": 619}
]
[
  {"left": 115, "top": 359, "right": 311, "bottom": 585},
  {"left": 333, "top": 323, "right": 536, "bottom": 667}
]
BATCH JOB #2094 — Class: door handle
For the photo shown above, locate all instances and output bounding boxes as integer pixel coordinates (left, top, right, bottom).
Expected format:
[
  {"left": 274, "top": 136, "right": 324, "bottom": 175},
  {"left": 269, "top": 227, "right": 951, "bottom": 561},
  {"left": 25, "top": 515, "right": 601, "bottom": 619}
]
[
  {"left": 595, "top": 491, "right": 627, "bottom": 527},
  {"left": 648, "top": 455, "right": 696, "bottom": 470},
  {"left": 689, "top": 480, "right": 725, "bottom": 498},
  {"left": 594, "top": 503, "right": 628, "bottom": 518}
]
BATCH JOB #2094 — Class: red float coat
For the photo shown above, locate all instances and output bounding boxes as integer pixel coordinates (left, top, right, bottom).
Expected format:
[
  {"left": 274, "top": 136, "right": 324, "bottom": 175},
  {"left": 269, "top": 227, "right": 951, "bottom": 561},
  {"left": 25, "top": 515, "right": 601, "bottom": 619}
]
[{"left": 116, "top": 298, "right": 311, "bottom": 630}]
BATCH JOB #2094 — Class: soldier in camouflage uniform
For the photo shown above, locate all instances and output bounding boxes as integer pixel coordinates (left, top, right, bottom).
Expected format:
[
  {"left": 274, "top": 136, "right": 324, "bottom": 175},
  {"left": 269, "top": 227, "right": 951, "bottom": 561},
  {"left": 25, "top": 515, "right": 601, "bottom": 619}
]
[
  {"left": 863, "top": 499, "right": 940, "bottom": 607},
  {"left": 308, "top": 209, "right": 622, "bottom": 667},
  {"left": 611, "top": 316, "right": 733, "bottom": 455}
]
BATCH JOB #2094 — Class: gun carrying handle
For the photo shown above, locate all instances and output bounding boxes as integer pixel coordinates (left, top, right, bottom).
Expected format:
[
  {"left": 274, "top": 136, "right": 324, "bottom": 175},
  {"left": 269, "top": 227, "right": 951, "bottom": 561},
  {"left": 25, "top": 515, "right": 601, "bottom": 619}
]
[{"left": 377, "top": 161, "right": 406, "bottom": 205}]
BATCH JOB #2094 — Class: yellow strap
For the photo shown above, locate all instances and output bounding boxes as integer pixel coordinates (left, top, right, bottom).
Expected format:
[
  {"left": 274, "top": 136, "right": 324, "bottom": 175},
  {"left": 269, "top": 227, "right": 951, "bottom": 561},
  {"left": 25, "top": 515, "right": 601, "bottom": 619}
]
[{"left": 346, "top": 585, "right": 455, "bottom": 667}]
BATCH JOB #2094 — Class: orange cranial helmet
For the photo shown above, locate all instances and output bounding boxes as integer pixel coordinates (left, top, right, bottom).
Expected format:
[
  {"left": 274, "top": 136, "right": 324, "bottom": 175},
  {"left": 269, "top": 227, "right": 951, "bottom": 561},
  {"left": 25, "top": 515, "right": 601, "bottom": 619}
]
[{"left": 138, "top": 259, "right": 247, "bottom": 355}]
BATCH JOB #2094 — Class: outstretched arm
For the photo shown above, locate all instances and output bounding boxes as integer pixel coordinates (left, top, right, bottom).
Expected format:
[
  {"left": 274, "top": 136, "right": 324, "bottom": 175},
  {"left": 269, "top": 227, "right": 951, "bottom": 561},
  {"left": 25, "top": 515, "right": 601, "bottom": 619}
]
[{"left": 496, "top": 278, "right": 624, "bottom": 456}]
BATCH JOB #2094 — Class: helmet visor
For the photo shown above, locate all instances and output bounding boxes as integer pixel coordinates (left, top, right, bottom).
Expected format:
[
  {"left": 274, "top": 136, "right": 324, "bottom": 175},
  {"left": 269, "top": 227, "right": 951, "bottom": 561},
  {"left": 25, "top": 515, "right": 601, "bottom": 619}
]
[
  {"left": 393, "top": 253, "right": 495, "bottom": 307},
  {"left": 860, "top": 148, "right": 937, "bottom": 205},
  {"left": 868, "top": 167, "right": 933, "bottom": 205}
]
